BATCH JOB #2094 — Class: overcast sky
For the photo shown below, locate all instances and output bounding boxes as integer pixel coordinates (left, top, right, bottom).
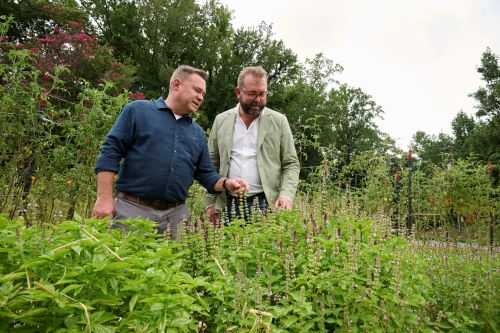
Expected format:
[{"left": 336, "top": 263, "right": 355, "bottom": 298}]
[{"left": 220, "top": 0, "right": 500, "bottom": 149}]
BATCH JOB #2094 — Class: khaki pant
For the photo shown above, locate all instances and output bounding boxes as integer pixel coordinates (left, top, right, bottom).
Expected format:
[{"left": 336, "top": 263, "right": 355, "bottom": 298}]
[{"left": 110, "top": 197, "right": 190, "bottom": 238}]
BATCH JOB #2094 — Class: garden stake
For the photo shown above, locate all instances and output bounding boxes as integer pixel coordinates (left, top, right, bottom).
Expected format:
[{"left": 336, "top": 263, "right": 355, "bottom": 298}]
[
  {"left": 487, "top": 161, "right": 494, "bottom": 252},
  {"left": 407, "top": 150, "right": 413, "bottom": 234},
  {"left": 394, "top": 171, "right": 401, "bottom": 235}
]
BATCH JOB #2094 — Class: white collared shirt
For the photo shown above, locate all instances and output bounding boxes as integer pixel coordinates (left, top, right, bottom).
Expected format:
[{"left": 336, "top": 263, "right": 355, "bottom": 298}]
[{"left": 228, "top": 107, "right": 264, "bottom": 195}]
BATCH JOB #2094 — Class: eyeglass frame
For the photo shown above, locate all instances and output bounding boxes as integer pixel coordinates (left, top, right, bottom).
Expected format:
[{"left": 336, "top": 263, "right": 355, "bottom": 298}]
[{"left": 240, "top": 89, "right": 268, "bottom": 99}]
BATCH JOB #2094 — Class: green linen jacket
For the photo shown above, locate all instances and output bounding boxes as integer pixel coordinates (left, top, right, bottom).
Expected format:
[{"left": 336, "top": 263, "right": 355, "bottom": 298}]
[{"left": 204, "top": 106, "right": 300, "bottom": 210}]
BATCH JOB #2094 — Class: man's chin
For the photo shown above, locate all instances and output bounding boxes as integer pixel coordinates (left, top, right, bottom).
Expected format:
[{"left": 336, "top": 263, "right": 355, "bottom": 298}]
[{"left": 250, "top": 108, "right": 262, "bottom": 116}]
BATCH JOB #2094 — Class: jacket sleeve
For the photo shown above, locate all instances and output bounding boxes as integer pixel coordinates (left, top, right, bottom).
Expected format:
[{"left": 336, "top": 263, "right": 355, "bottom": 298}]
[{"left": 278, "top": 115, "right": 300, "bottom": 201}]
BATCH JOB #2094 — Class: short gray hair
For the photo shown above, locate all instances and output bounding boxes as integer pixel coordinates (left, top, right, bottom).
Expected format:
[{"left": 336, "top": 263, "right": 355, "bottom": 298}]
[
  {"left": 237, "top": 66, "right": 268, "bottom": 88},
  {"left": 170, "top": 65, "right": 208, "bottom": 87}
]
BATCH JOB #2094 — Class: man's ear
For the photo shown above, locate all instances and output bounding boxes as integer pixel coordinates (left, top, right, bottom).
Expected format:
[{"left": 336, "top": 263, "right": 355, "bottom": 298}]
[
  {"left": 235, "top": 87, "right": 241, "bottom": 98},
  {"left": 172, "top": 78, "right": 181, "bottom": 90}
]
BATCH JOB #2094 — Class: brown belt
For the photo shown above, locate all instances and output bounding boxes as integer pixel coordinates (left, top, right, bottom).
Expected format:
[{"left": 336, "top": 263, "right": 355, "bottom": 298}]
[{"left": 118, "top": 192, "right": 184, "bottom": 210}]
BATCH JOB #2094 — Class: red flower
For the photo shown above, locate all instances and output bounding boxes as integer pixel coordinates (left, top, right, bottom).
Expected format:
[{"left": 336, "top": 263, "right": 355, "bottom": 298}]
[{"left": 128, "top": 91, "right": 145, "bottom": 100}]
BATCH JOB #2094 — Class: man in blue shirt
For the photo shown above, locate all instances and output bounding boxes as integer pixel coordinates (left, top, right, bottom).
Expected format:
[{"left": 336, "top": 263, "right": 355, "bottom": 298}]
[{"left": 93, "top": 65, "right": 248, "bottom": 237}]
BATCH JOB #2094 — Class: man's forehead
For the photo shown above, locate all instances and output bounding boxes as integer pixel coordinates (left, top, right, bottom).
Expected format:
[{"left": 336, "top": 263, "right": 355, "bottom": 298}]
[
  {"left": 242, "top": 75, "right": 267, "bottom": 86},
  {"left": 184, "top": 74, "right": 206, "bottom": 86}
]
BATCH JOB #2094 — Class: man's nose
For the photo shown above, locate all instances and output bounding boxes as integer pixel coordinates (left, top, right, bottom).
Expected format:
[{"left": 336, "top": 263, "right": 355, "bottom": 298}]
[{"left": 253, "top": 94, "right": 264, "bottom": 102}]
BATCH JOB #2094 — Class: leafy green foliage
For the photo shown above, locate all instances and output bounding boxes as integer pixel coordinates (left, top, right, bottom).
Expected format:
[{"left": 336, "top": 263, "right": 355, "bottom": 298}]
[
  {"left": 410, "top": 131, "right": 455, "bottom": 168},
  {"left": 418, "top": 47, "right": 500, "bottom": 167},
  {"left": 326, "top": 84, "right": 384, "bottom": 167},
  {"left": 466, "top": 116, "right": 500, "bottom": 166},
  {"left": 0, "top": 23, "right": 130, "bottom": 223},
  {"left": 0, "top": 0, "right": 88, "bottom": 43},
  {"left": 1, "top": 4, "right": 136, "bottom": 102},
  {"left": 471, "top": 47, "right": 500, "bottom": 119},
  {"left": 1, "top": 208, "right": 498, "bottom": 332},
  {"left": 1, "top": 10, "right": 499, "bottom": 332}
]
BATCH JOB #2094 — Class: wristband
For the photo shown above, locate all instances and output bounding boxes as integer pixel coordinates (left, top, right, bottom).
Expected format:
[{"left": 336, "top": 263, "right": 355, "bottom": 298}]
[{"left": 222, "top": 177, "right": 229, "bottom": 192}]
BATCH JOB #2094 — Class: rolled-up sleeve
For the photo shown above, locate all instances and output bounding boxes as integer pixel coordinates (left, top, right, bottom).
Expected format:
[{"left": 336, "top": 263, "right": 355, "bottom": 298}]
[{"left": 193, "top": 135, "right": 222, "bottom": 194}]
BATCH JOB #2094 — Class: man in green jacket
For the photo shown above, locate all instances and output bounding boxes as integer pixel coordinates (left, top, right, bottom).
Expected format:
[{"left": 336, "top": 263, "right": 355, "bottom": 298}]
[{"left": 204, "top": 66, "right": 300, "bottom": 222}]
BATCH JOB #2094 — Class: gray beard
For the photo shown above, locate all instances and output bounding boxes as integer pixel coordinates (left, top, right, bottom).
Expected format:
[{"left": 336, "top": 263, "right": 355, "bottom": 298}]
[
  {"left": 240, "top": 100, "right": 265, "bottom": 117},
  {"left": 242, "top": 106, "right": 262, "bottom": 117}
]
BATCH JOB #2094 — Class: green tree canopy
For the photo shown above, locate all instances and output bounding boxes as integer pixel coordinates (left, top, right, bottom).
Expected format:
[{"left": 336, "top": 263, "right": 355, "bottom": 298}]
[
  {"left": 326, "top": 84, "right": 384, "bottom": 167},
  {"left": 451, "top": 111, "right": 476, "bottom": 158},
  {"left": 471, "top": 47, "right": 500, "bottom": 119},
  {"left": 465, "top": 48, "right": 500, "bottom": 165},
  {"left": 410, "top": 131, "right": 454, "bottom": 168}
]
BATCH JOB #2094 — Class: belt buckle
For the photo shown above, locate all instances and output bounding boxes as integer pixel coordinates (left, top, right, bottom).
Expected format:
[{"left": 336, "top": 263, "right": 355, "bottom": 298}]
[{"left": 152, "top": 200, "right": 162, "bottom": 210}]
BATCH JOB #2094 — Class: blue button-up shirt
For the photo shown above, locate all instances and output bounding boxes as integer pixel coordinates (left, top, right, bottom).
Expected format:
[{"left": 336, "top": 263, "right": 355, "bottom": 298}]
[{"left": 95, "top": 97, "right": 221, "bottom": 201}]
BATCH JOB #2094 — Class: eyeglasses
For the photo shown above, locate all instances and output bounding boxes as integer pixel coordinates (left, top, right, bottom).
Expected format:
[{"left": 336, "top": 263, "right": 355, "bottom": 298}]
[{"left": 241, "top": 89, "right": 268, "bottom": 99}]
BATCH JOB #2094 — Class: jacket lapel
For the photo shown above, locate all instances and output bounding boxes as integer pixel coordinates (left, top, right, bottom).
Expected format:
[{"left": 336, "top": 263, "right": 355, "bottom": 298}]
[
  {"left": 224, "top": 108, "right": 237, "bottom": 160},
  {"left": 257, "top": 108, "right": 270, "bottom": 150}
]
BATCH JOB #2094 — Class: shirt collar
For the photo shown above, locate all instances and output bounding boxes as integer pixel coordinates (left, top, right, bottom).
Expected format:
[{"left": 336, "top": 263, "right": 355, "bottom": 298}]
[{"left": 156, "top": 97, "right": 193, "bottom": 123}]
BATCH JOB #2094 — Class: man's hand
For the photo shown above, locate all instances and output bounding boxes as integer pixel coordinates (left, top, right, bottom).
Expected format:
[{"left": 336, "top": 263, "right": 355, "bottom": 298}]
[
  {"left": 224, "top": 177, "right": 249, "bottom": 195},
  {"left": 274, "top": 196, "right": 292, "bottom": 210},
  {"left": 92, "top": 195, "right": 114, "bottom": 219}
]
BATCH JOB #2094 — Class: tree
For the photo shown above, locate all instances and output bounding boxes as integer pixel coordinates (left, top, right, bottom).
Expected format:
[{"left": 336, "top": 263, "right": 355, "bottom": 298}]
[
  {"left": 326, "top": 84, "right": 384, "bottom": 167},
  {"left": 0, "top": 0, "right": 87, "bottom": 43},
  {"left": 451, "top": 111, "right": 476, "bottom": 158},
  {"left": 1, "top": 2, "right": 136, "bottom": 104},
  {"left": 78, "top": 0, "right": 144, "bottom": 63},
  {"left": 466, "top": 118, "right": 500, "bottom": 165},
  {"left": 465, "top": 48, "right": 500, "bottom": 165},
  {"left": 410, "top": 131, "right": 454, "bottom": 168},
  {"left": 270, "top": 54, "right": 343, "bottom": 174},
  {"left": 471, "top": 47, "right": 500, "bottom": 119},
  {"left": 202, "top": 22, "right": 301, "bottom": 127},
  {"left": 76, "top": 0, "right": 303, "bottom": 128}
]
